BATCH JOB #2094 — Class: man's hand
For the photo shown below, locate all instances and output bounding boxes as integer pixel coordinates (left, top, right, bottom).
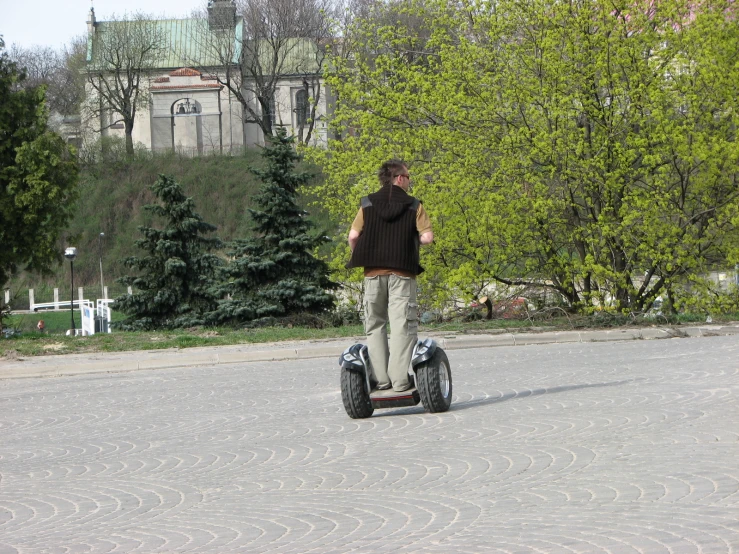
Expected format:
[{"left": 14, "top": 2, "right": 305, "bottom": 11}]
[
  {"left": 348, "top": 229, "right": 360, "bottom": 251},
  {"left": 420, "top": 231, "right": 434, "bottom": 245}
]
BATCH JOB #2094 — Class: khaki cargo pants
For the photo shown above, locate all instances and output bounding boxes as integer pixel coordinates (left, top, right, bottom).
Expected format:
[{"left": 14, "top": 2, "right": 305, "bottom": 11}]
[{"left": 363, "top": 274, "right": 419, "bottom": 392}]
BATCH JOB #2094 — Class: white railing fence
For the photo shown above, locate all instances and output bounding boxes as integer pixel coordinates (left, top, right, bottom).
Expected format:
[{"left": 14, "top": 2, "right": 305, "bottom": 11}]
[
  {"left": 79, "top": 298, "right": 114, "bottom": 336},
  {"left": 26, "top": 286, "right": 131, "bottom": 312},
  {"left": 11, "top": 286, "right": 125, "bottom": 335},
  {"left": 30, "top": 287, "right": 86, "bottom": 312},
  {"left": 80, "top": 300, "right": 96, "bottom": 336},
  {"left": 97, "top": 299, "right": 114, "bottom": 334}
]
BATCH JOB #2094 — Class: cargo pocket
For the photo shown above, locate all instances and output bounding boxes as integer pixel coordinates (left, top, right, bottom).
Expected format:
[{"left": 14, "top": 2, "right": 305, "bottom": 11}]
[
  {"left": 364, "top": 275, "right": 381, "bottom": 300},
  {"left": 363, "top": 276, "right": 382, "bottom": 334},
  {"left": 406, "top": 302, "right": 419, "bottom": 336},
  {"left": 389, "top": 274, "right": 413, "bottom": 297}
]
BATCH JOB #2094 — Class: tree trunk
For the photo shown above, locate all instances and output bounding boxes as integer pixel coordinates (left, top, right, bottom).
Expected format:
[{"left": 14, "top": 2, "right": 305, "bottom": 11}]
[
  {"left": 664, "top": 286, "right": 677, "bottom": 315},
  {"left": 258, "top": 97, "right": 273, "bottom": 142},
  {"left": 125, "top": 120, "right": 135, "bottom": 157}
]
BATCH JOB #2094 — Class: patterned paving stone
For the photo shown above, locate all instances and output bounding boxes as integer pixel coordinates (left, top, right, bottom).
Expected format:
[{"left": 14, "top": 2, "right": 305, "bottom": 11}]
[{"left": 0, "top": 335, "right": 737, "bottom": 552}]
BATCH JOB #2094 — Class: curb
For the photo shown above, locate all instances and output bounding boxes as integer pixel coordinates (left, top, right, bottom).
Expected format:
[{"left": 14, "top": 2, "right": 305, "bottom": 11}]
[{"left": 1, "top": 324, "right": 738, "bottom": 381}]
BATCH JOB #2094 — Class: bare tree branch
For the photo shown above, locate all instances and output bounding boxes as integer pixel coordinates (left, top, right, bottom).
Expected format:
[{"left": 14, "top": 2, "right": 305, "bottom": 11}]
[
  {"left": 185, "top": 0, "right": 339, "bottom": 144},
  {"left": 85, "top": 12, "right": 167, "bottom": 156},
  {"left": 8, "top": 37, "right": 86, "bottom": 117}
]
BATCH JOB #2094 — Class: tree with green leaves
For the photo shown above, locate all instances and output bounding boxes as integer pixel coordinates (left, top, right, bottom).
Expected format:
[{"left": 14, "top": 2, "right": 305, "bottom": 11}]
[
  {"left": 312, "top": 0, "right": 739, "bottom": 314},
  {"left": 210, "top": 127, "right": 335, "bottom": 324},
  {"left": 0, "top": 37, "right": 79, "bottom": 328},
  {"left": 115, "top": 174, "right": 222, "bottom": 330}
]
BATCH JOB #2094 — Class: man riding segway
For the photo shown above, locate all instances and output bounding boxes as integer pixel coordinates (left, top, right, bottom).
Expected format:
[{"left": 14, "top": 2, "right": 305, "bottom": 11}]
[{"left": 339, "top": 160, "right": 452, "bottom": 418}]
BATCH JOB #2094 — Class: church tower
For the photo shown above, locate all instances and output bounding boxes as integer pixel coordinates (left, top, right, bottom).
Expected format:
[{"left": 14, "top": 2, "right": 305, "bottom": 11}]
[
  {"left": 207, "top": 0, "right": 236, "bottom": 30},
  {"left": 87, "top": 5, "right": 97, "bottom": 37}
]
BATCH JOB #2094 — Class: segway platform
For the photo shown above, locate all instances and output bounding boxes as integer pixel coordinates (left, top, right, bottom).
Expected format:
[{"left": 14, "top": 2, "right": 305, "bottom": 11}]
[
  {"left": 369, "top": 386, "right": 421, "bottom": 409},
  {"left": 339, "top": 338, "right": 452, "bottom": 418}
]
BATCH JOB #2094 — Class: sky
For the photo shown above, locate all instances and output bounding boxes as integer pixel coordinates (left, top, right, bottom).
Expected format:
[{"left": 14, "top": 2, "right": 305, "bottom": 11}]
[{"left": 1, "top": 0, "right": 206, "bottom": 49}]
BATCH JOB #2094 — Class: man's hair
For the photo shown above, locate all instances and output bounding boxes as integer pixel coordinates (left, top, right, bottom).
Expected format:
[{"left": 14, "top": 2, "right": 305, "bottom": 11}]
[{"left": 378, "top": 159, "right": 407, "bottom": 187}]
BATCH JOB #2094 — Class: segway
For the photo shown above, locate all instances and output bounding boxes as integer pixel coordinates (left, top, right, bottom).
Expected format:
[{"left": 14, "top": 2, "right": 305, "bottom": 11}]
[{"left": 339, "top": 338, "right": 452, "bottom": 418}]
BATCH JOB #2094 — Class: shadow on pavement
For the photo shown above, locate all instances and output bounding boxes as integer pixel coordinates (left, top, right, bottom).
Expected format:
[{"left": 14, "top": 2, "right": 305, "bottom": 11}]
[
  {"left": 449, "top": 379, "right": 639, "bottom": 412},
  {"left": 368, "top": 378, "right": 643, "bottom": 417}
]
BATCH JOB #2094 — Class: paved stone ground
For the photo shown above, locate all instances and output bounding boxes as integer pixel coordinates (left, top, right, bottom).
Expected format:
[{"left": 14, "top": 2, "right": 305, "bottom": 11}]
[{"left": 0, "top": 335, "right": 737, "bottom": 553}]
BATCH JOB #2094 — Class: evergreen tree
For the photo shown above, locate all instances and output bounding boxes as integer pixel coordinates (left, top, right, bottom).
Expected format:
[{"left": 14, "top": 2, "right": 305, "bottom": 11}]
[
  {"left": 211, "top": 128, "right": 335, "bottom": 324},
  {"left": 116, "top": 175, "right": 222, "bottom": 330},
  {"left": 0, "top": 37, "right": 78, "bottom": 328}
]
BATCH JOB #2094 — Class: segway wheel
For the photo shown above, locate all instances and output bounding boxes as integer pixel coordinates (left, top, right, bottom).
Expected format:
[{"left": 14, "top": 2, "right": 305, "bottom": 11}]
[
  {"left": 416, "top": 348, "right": 452, "bottom": 413},
  {"left": 341, "top": 368, "right": 374, "bottom": 419}
]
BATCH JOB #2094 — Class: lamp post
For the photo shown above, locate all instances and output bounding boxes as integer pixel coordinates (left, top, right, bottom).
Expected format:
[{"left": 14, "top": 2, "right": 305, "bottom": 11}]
[
  {"left": 98, "top": 232, "right": 105, "bottom": 300},
  {"left": 64, "top": 247, "right": 77, "bottom": 334}
]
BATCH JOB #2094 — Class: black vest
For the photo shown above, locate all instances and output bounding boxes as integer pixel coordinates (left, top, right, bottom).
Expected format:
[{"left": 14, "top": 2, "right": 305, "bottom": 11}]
[{"left": 347, "top": 185, "right": 423, "bottom": 275}]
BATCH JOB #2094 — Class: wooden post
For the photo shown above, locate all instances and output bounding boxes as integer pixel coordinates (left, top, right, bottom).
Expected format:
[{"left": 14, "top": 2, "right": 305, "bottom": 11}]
[
  {"left": 29, "top": 289, "right": 35, "bottom": 311},
  {"left": 54, "top": 288, "right": 60, "bottom": 309}
]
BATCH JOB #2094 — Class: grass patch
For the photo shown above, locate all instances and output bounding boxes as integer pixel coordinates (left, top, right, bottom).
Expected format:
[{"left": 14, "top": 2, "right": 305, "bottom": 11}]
[
  {"left": 0, "top": 322, "right": 367, "bottom": 358},
  {"left": 5, "top": 310, "right": 125, "bottom": 335},
  {"left": 2, "top": 310, "right": 736, "bottom": 359}
]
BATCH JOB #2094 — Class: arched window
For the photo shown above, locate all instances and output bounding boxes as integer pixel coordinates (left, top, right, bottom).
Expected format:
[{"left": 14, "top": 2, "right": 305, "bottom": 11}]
[
  {"left": 295, "top": 89, "right": 309, "bottom": 127},
  {"left": 260, "top": 95, "right": 276, "bottom": 129}
]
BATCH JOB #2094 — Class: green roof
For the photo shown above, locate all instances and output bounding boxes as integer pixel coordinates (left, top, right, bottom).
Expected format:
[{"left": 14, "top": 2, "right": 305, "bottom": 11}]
[
  {"left": 88, "top": 18, "right": 243, "bottom": 70},
  {"left": 243, "top": 38, "right": 324, "bottom": 76},
  {"left": 87, "top": 17, "right": 324, "bottom": 76}
]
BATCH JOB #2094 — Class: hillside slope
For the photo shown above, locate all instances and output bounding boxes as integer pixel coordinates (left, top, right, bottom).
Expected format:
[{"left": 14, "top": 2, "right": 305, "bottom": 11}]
[{"left": 20, "top": 151, "right": 332, "bottom": 294}]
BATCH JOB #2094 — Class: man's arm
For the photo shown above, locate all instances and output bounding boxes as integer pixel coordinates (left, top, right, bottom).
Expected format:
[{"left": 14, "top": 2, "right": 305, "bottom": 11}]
[
  {"left": 348, "top": 229, "right": 361, "bottom": 251},
  {"left": 348, "top": 208, "right": 364, "bottom": 251},
  {"left": 416, "top": 204, "right": 433, "bottom": 246}
]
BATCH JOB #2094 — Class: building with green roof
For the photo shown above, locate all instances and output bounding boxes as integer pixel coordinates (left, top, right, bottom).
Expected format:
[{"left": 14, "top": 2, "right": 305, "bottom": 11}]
[{"left": 83, "top": 0, "right": 331, "bottom": 155}]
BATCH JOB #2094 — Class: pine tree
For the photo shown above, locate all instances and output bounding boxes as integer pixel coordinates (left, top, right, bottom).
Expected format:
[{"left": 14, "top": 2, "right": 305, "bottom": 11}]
[
  {"left": 0, "top": 38, "right": 78, "bottom": 330},
  {"left": 211, "top": 128, "right": 335, "bottom": 324},
  {"left": 116, "top": 175, "right": 222, "bottom": 330}
]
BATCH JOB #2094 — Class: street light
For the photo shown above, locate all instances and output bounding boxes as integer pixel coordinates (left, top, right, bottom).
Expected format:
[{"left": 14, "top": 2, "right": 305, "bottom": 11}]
[
  {"left": 64, "top": 247, "right": 77, "bottom": 334},
  {"left": 98, "top": 232, "right": 105, "bottom": 300}
]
